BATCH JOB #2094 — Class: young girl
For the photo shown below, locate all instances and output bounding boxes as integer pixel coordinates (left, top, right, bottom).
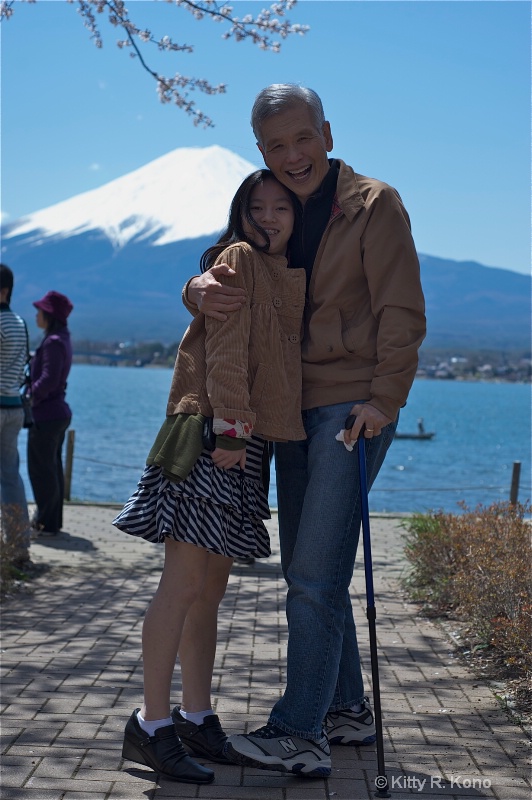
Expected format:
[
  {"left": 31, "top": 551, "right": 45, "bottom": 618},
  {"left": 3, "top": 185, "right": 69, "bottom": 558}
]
[{"left": 113, "top": 169, "right": 306, "bottom": 784}]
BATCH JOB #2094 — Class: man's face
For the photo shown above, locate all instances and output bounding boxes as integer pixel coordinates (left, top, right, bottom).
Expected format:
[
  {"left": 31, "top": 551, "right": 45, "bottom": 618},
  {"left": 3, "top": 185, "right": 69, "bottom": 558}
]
[{"left": 257, "top": 104, "right": 333, "bottom": 204}]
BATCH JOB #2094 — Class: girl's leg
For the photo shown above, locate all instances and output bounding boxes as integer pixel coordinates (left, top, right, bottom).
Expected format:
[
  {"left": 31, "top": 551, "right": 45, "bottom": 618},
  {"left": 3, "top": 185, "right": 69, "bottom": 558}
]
[
  {"left": 140, "top": 539, "right": 211, "bottom": 721},
  {"left": 178, "top": 552, "right": 233, "bottom": 712}
]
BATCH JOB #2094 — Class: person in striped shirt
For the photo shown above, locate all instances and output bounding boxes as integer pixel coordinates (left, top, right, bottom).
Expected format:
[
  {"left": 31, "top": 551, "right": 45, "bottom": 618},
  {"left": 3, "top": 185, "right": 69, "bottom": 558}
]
[{"left": 0, "top": 264, "right": 31, "bottom": 566}]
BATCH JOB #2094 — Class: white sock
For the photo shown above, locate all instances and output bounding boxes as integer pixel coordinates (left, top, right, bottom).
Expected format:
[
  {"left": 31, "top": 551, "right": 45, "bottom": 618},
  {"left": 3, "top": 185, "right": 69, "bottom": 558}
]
[
  {"left": 349, "top": 703, "right": 363, "bottom": 713},
  {"left": 180, "top": 708, "right": 213, "bottom": 726},
  {"left": 137, "top": 710, "right": 173, "bottom": 736}
]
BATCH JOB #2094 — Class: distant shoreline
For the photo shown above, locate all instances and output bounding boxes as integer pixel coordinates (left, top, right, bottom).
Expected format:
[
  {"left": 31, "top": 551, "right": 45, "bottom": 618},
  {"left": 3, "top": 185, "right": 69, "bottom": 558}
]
[{"left": 70, "top": 358, "right": 531, "bottom": 384}]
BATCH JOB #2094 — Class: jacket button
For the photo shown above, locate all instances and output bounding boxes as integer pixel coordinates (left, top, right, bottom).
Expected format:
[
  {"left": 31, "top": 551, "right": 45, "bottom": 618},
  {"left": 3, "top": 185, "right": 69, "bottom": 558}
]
[
  {"left": 272, "top": 269, "right": 281, "bottom": 280},
  {"left": 273, "top": 297, "right": 282, "bottom": 308},
  {"left": 289, "top": 333, "right": 299, "bottom": 343},
  {"left": 327, "top": 345, "right": 333, "bottom": 352}
]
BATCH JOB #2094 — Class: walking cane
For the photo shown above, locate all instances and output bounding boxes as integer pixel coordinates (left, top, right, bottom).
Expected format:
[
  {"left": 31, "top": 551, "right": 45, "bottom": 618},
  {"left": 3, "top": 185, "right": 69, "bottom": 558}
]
[{"left": 345, "top": 416, "right": 391, "bottom": 798}]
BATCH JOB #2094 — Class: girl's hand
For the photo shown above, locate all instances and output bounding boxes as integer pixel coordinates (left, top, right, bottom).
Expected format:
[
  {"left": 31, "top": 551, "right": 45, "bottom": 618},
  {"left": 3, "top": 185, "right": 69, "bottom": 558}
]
[{"left": 211, "top": 446, "right": 246, "bottom": 471}]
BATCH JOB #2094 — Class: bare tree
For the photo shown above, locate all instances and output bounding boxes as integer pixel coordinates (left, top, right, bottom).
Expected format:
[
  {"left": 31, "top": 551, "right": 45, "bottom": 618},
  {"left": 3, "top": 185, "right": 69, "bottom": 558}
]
[{"left": 0, "top": 0, "right": 309, "bottom": 127}]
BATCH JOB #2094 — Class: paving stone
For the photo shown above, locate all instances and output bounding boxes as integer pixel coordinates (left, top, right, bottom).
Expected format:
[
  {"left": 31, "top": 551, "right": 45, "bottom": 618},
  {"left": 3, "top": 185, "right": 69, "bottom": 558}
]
[
  {"left": 1, "top": 791, "right": 63, "bottom": 800},
  {"left": 193, "top": 787, "right": 285, "bottom": 799},
  {"left": 0, "top": 764, "right": 39, "bottom": 787},
  {"left": 30, "top": 756, "right": 84, "bottom": 778},
  {"left": 23, "top": 777, "right": 113, "bottom": 792},
  {"left": 491, "top": 786, "right": 532, "bottom": 800},
  {"left": 61, "top": 794, "right": 108, "bottom": 800}
]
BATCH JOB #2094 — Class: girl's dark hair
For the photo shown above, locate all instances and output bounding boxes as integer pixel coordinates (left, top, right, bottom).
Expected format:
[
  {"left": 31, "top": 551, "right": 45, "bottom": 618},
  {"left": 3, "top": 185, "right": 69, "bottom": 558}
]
[{"left": 200, "top": 169, "right": 297, "bottom": 273}]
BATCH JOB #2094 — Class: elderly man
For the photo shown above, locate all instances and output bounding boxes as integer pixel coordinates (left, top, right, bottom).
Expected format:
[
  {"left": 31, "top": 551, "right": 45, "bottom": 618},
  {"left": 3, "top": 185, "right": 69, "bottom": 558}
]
[{"left": 184, "top": 84, "right": 426, "bottom": 777}]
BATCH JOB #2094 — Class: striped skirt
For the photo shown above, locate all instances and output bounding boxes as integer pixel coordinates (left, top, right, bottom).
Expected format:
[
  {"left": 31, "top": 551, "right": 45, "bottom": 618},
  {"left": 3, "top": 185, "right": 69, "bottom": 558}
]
[{"left": 112, "top": 436, "right": 271, "bottom": 559}]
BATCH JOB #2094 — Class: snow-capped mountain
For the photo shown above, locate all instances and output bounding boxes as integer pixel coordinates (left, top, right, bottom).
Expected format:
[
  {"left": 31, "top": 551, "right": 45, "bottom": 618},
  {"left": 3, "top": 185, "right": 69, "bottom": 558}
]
[
  {"left": 4, "top": 145, "right": 259, "bottom": 249},
  {"left": 2, "top": 146, "right": 530, "bottom": 348},
  {"left": 2, "top": 145, "right": 264, "bottom": 340}
]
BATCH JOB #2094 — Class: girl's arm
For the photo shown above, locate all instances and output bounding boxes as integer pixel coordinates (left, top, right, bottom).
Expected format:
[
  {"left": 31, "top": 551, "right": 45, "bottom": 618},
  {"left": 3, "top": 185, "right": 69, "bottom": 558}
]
[{"left": 204, "top": 245, "right": 256, "bottom": 450}]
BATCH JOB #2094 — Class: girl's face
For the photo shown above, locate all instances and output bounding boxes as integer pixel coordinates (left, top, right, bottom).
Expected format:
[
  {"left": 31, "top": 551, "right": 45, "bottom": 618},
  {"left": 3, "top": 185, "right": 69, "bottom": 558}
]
[{"left": 245, "top": 179, "right": 295, "bottom": 256}]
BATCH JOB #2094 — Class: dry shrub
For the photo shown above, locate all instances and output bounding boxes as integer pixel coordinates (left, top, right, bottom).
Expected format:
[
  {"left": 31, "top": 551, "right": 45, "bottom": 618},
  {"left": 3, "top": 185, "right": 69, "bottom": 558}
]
[
  {"left": 402, "top": 502, "right": 532, "bottom": 678},
  {"left": 0, "top": 504, "right": 31, "bottom": 594},
  {"left": 402, "top": 512, "right": 457, "bottom": 609}
]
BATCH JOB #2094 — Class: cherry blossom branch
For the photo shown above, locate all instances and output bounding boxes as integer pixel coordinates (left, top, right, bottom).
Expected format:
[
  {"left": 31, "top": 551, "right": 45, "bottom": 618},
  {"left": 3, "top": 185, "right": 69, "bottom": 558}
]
[{"left": 1, "top": 0, "right": 309, "bottom": 128}]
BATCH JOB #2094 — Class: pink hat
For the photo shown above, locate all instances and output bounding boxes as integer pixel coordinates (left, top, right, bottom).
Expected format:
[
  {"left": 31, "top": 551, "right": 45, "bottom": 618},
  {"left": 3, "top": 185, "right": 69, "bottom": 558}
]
[{"left": 33, "top": 291, "right": 73, "bottom": 325}]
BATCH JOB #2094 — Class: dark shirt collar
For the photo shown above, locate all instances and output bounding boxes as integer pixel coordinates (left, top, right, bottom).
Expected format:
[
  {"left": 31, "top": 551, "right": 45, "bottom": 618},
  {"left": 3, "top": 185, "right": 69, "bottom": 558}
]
[
  {"left": 0, "top": 303, "right": 11, "bottom": 310},
  {"left": 289, "top": 159, "right": 340, "bottom": 281},
  {"left": 305, "top": 158, "right": 340, "bottom": 206}
]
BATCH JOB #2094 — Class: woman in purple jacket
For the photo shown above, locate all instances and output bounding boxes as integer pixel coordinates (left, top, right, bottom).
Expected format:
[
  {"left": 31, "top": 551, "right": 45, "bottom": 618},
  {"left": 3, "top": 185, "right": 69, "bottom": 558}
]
[{"left": 28, "top": 291, "right": 73, "bottom": 536}]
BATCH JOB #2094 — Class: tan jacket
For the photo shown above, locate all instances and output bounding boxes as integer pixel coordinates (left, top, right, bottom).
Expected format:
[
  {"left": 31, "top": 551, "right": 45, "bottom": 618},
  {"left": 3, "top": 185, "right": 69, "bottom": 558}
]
[
  {"left": 301, "top": 161, "right": 426, "bottom": 420},
  {"left": 168, "top": 242, "right": 306, "bottom": 441}
]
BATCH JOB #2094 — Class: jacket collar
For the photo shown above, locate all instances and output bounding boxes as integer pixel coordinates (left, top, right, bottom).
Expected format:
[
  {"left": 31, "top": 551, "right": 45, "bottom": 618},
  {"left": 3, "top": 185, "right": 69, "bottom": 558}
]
[{"left": 335, "top": 159, "right": 366, "bottom": 221}]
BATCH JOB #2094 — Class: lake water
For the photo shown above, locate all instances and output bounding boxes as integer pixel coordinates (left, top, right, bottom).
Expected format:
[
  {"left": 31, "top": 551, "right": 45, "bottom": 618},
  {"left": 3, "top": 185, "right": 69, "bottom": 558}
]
[{"left": 18, "top": 365, "right": 531, "bottom": 514}]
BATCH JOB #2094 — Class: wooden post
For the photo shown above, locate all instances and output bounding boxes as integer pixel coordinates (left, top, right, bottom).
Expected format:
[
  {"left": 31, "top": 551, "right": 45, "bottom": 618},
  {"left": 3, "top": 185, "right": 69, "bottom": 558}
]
[
  {"left": 509, "top": 461, "right": 521, "bottom": 505},
  {"left": 64, "top": 429, "right": 75, "bottom": 502}
]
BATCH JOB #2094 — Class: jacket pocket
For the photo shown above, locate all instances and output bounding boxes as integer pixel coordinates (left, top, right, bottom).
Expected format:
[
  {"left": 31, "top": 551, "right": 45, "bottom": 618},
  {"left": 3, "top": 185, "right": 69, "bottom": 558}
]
[
  {"left": 249, "top": 363, "right": 269, "bottom": 409},
  {"left": 340, "top": 308, "right": 378, "bottom": 360}
]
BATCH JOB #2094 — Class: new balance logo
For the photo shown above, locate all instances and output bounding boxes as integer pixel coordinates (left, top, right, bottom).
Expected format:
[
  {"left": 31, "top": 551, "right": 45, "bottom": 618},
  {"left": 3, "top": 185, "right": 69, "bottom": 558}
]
[{"left": 279, "top": 737, "right": 298, "bottom": 753}]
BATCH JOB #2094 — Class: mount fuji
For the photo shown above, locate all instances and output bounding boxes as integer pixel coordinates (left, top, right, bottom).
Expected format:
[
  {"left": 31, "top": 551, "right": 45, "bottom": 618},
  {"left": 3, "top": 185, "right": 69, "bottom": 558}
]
[
  {"left": 2, "top": 145, "right": 259, "bottom": 341},
  {"left": 6, "top": 145, "right": 258, "bottom": 249},
  {"left": 2, "top": 145, "right": 530, "bottom": 349}
]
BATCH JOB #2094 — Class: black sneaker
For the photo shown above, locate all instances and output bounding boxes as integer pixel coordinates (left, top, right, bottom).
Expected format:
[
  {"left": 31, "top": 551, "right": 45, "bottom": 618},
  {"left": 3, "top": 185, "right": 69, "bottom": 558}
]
[
  {"left": 121, "top": 709, "right": 214, "bottom": 784},
  {"left": 224, "top": 722, "right": 331, "bottom": 777},
  {"left": 171, "top": 707, "right": 232, "bottom": 764}
]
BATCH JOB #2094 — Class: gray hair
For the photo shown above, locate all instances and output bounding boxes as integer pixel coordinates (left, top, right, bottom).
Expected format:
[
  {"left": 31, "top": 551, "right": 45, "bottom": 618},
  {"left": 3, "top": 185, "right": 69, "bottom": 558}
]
[{"left": 251, "top": 84, "right": 326, "bottom": 145}]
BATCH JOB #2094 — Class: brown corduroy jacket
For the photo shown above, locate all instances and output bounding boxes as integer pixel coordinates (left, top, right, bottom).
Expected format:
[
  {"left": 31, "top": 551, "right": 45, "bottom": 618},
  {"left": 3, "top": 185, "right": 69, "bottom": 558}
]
[{"left": 167, "top": 242, "right": 306, "bottom": 442}]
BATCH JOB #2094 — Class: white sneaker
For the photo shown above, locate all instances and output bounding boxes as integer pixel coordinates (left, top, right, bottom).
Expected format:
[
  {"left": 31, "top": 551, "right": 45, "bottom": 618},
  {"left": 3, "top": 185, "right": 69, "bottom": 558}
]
[
  {"left": 225, "top": 722, "right": 331, "bottom": 777},
  {"left": 325, "top": 697, "right": 376, "bottom": 745}
]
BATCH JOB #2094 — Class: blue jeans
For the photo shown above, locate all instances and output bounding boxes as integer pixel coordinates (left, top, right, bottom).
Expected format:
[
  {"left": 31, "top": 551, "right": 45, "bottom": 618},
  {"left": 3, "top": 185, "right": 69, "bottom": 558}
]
[
  {"left": 0, "top": 407, "right": 31, "bottom": 557},
  {"left": 270, "top": 401, "right": 397, "bottom": 739}
]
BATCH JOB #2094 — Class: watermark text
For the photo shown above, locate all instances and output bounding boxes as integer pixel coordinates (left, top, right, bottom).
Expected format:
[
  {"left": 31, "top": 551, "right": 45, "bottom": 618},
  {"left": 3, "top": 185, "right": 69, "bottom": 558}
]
[{"left": 375, "top": 774, "right": 492, "bottom": 792}]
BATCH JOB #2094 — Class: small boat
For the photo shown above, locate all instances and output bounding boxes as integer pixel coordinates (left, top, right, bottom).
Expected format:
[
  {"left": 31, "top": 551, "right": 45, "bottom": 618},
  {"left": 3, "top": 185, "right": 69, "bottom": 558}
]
[
  {"left": 394, "top": 431, "right": 435, "bottom": 440},
  {"left": 394, "top": 418, "right": 435, "bottom": 440}
]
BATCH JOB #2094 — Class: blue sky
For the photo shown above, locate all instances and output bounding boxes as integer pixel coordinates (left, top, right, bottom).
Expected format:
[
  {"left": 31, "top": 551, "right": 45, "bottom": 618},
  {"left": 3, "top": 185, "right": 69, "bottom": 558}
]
[{"left": 1, "top": 0, "right": 530, "bottom": 274}]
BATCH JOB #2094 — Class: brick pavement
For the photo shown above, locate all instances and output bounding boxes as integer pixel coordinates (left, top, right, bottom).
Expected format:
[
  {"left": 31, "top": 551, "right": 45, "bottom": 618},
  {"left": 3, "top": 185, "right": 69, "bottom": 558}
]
[{"left": 1, "top": 504, "right": 530, "bottom": 800}]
